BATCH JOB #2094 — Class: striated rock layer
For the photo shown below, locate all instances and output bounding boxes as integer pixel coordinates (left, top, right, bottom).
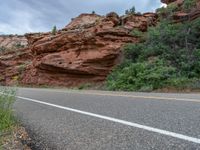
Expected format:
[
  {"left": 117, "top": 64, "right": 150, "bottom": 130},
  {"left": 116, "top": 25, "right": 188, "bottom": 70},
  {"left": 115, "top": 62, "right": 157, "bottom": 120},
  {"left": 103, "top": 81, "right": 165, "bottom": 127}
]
[
  {"left": 0, "top": 35, "right": 27, "bottom": 48},
  {"left": 0, "top": 12, "right": 158, "bottom": 87}
]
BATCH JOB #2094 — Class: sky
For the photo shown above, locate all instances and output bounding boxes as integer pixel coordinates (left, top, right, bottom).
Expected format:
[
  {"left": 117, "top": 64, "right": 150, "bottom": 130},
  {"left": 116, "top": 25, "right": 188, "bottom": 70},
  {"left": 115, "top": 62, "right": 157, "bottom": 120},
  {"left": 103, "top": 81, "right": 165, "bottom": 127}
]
[{"left": 0, "top": 0, "right": 163, "bottom": 35}]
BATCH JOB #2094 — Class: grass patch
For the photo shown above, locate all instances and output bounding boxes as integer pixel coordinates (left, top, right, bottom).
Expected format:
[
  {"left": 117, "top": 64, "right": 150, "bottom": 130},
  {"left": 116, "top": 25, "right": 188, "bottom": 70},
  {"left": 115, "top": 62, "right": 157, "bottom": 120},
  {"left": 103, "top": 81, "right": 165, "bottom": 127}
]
[{"left": 0, "top": 87, "right": 16, "bottom": 147}]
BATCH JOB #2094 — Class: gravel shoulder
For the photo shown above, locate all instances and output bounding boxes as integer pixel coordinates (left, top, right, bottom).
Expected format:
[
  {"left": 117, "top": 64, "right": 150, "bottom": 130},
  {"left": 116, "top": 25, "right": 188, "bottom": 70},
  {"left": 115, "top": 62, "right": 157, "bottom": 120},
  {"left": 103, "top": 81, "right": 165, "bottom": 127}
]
[{"left": 0, "top": 126, "right": 32, "bottom": 150}]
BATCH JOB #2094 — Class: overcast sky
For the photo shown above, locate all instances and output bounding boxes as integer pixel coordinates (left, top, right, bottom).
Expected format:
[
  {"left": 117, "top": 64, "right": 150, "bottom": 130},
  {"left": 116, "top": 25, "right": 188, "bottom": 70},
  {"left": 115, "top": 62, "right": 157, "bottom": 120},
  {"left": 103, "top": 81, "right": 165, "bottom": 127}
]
[{"left": 0, "top": 0, "right": 163, "bottom": 35}]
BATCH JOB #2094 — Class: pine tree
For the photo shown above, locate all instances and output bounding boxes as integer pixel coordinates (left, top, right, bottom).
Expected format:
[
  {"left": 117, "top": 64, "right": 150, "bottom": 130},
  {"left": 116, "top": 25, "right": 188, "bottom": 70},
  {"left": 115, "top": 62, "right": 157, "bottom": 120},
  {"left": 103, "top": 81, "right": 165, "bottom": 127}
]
[{"left": 52, "top": 25, "right": 57, "bottom": 35}]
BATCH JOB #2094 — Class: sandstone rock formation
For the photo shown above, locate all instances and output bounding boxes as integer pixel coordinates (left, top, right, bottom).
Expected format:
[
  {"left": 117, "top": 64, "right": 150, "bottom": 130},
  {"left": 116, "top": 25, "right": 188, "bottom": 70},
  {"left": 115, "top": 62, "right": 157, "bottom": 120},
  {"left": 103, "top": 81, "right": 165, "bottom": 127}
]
[
  {"left": 0, "top": 35, "right": 27, "bottom": 48},
  {"left": 1, "top": 0, "right": 200, "bottom": 87},
  {"left": 0, "top": 12, "right": 157, "bottom": 87}
]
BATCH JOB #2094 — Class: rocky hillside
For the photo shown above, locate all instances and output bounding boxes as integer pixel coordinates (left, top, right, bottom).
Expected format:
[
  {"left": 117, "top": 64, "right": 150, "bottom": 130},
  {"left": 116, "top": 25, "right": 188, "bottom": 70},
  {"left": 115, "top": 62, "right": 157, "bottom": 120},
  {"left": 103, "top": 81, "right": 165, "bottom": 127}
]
[
  {"left": 107, "top": 0, "right": 200, "bottom": 91},
  {"left": 1, "top": 0, "right": 199, "bottom": 88},
  {"left": 0, "top": 12, "right": 157, "bottom": 87}
]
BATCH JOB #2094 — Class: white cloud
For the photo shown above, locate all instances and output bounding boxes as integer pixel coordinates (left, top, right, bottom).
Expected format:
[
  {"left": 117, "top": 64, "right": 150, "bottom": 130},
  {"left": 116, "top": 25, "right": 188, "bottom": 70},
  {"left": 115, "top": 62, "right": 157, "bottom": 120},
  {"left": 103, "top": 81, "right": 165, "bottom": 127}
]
[
  {"left": 160, "top": 3, "right": 167, "bottom": 8},
  {"left": 0, "top": 0, "right": 162, "bottom": 34}
]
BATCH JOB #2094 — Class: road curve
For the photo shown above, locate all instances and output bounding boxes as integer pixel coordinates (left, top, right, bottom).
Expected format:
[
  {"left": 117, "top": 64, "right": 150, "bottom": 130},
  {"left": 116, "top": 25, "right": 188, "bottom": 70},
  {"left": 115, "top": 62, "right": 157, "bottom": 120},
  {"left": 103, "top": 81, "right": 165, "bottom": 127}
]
[{"left": 13, "top": 88, "right": 200, "bottom": 150}]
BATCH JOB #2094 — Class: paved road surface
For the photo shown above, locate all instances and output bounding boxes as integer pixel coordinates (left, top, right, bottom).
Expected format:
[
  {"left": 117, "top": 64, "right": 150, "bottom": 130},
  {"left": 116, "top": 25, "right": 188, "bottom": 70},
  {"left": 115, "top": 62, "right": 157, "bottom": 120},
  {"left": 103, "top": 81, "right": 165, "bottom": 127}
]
[{"left": 13, "top": 88, "right": 200, "bottom": 149}]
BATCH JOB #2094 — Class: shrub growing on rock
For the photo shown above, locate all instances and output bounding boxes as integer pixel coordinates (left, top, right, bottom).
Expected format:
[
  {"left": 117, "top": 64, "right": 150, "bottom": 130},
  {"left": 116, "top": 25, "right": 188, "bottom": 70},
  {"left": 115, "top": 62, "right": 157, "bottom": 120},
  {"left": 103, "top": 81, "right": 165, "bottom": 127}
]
[
  {"left": 51, "top": 25, "right": 57, "bottom": 35},
  {"left": 107, "top": 17, "right": 200, "bottom": 91}
]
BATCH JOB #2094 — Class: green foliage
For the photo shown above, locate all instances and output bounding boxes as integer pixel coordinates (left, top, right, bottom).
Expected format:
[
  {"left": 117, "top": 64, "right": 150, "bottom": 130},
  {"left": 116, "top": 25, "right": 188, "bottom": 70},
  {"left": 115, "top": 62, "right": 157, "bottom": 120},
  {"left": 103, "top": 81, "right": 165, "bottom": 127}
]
[
  {"left": 0, "top": 46, "right": 6, "bottom": 53},
  {"left": 156, "top": 3, "right": 179, "bottom": 20},
  {"left": 18, "top": 64, "right": 26, "bottom": 73},
  {"left": 78, "top": 83, "right": 92, "bottom": 90},
  {"left": 107, "top": 18, "right": 200, "bottom": 91},
  {"left": 165, "top": 3, "right": 179, "bottom": 14},
  {"left": 14, "top": 43, "right": 25, "bottom": 49},
  {"left": 92, "top": 11, "right": 96, "bottom": 14},
  {"left": 125, "top": 6, "right": 136, "bottom": 15},
  {"left": 132, "top": 19, "right": 200, "bottom": 77},
  {"left": 51, "top": 25, "right": 57, "bottom": 35},
  {"left": 123, "top": 43, "right": 145, "bottom": 62},
  {"left": 156, "top": 7, "right": 166, "bottom": 14},
  {"left": 107, "top": 59, "right": 176, "bottom": 91},
  {"left": 0, "top": 87, "right": 16, "bottom": 132},
  {"left": 130, "top": 29, "right": 144, "bottom": 37},
  {"left": 183, "top": 0, "right": 197, "bottom": 12}
]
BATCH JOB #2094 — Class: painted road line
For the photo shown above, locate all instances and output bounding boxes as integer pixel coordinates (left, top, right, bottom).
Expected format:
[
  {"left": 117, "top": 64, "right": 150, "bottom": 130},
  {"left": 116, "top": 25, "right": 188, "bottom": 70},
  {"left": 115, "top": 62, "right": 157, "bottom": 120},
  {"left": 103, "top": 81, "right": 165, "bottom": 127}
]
[
  {"left": 17, "top": 95, "right": 200, "bottom": 144},
  {"left": 20, "top": 88, "right": 200, "bottom": 103}
]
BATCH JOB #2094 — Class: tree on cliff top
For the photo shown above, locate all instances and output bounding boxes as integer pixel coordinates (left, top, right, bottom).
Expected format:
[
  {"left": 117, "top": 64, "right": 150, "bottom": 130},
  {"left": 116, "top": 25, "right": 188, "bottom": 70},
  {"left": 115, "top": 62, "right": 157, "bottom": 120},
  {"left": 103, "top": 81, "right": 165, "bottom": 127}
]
[
  {"left": 125, "top": 6, "right": 136, "bottom": 15},
  {"left": 52, "top": 25, "right": 57, "bottom": 35}
]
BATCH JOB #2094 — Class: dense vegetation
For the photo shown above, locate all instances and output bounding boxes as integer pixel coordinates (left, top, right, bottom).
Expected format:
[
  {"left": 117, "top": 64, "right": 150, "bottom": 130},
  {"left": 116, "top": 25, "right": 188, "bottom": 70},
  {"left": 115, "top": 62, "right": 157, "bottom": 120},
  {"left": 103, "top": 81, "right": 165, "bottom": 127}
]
[{"left": 107, "top": 2, "right": 200, "bottom": 91}]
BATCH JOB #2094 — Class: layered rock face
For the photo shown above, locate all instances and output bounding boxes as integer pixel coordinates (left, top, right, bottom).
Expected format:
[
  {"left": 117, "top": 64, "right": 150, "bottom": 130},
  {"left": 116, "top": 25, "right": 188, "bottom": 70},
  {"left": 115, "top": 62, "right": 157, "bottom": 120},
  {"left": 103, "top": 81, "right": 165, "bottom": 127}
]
[
  {"left": 0, "top": 35, "right": 27, "bottom": 48},
  {"left": 0, "top": 48, "right": 32, "bottom": 85},
  {"left": 1, "top": 0, "right": 200, "bottom": 87},
  {"left": 0, "top": 12, "right": 158, "bottom": 87},
  {"left": 0, "top": 35, "right": 29, "bottom": 85}
]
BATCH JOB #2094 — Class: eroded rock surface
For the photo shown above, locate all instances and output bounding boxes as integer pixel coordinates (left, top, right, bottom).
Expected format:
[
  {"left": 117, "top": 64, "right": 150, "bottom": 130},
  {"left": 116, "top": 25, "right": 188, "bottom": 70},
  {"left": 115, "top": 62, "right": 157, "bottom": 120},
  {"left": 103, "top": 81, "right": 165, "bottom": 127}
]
[
  {"left": 1, "top": 0, "right": 200, "bottom": 87},
  {"left": 0, "top": 35, "right": 27, "bottom": 48},
  {"left": 0, "top": 12, "right": 157, "bottom": 87}
]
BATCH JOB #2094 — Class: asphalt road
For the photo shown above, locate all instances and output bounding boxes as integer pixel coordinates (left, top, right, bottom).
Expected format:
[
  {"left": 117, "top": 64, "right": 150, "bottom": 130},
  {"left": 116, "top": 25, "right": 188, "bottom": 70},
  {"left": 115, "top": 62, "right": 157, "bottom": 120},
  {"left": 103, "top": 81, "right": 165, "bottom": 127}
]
[{"left": 13, "top": 88, "right": 200, "bottom": 150}]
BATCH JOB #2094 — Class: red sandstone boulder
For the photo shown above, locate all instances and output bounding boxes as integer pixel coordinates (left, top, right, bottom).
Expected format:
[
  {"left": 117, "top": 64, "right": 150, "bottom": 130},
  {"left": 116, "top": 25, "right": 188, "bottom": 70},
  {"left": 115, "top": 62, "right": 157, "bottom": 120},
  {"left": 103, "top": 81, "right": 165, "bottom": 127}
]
[{"left": 121, "top": 13, "right": 158, "bottom": 31}]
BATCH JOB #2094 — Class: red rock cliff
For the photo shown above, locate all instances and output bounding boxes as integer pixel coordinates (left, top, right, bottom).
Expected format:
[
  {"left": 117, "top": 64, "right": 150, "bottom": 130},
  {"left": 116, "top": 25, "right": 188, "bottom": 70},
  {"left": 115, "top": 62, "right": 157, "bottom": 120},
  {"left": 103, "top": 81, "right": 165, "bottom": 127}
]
[{"left": 0, "top": 12, "right": 157, "bottom": 87}]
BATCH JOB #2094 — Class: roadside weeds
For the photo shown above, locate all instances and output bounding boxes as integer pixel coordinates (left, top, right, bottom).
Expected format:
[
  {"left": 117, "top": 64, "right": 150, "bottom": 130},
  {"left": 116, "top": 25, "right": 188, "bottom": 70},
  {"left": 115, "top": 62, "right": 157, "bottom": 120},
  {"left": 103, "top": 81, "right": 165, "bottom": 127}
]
[{"left": 0, "top": 87, "right": 32, "bottom": 150}]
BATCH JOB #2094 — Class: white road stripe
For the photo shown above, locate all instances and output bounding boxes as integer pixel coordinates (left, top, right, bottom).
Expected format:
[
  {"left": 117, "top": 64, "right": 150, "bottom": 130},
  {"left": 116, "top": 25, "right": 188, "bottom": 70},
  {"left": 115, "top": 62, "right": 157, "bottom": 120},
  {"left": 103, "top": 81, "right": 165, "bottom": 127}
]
[{"left": 17, "top": 95, "right": 200, "bottom": 144}]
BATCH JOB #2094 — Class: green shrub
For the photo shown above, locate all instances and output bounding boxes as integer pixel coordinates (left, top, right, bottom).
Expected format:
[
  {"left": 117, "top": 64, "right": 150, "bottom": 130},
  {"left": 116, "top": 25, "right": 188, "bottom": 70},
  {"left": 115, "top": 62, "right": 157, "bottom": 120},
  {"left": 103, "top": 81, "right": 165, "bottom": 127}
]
[
  {"left": 0, "top": 46, "right": 6, "bottom": 53},
  {"left": 157, "top": 3, "right": 180, "bottom": 19},
  {"left": 183, "top": 0, "right": 197, "bottom": 12},
  {"left": 106, "top": 17, "right": 200, "bottom": 91},
  {"left": 78, "top": 83, "right": 92, "bottom": 90},
  {"left": 130, "top": 29, "right": 144, "bottom": 37},
  {"left": 125, "top": 6, "right": 136, "bottom": 15},
  {"left": 51, "top": 25, "right": 57, "bottom": 35},
  {"left": 18, "top": 64, "right": 26, "bottom": 74},
  {"left": 166, "top": 77, "right": 191, "bottom": 88},
  {"left": 123, "top": 43, "right": 144, "bottom": 62},
  {"left": 0, "top": 87, "right": 16, "bottom": 132},
  {"left": 14, "top": 43, "right": 25, "bottom": 49},
  {"left": 107, "top": 59, "right": 176, "bottom": 91}
]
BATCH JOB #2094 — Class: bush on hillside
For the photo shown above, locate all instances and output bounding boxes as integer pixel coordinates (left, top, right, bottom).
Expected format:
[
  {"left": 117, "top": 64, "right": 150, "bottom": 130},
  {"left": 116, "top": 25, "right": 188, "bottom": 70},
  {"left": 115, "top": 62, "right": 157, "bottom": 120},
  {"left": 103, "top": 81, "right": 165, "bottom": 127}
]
[
  {"left": 107, "top": 18, "right": 200, "bottom": 91},
  {"left": 183, "top": 0, "right": 197, "bottom": 12},
  {"left": 51, "top": 26, "right": 57, "bottom": 35},
  {"left": 125, "top": 6, "right": 136, "bottom": 15},
  {"left": 107, "top": 59, "right": 176, "bottom": 91}
]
